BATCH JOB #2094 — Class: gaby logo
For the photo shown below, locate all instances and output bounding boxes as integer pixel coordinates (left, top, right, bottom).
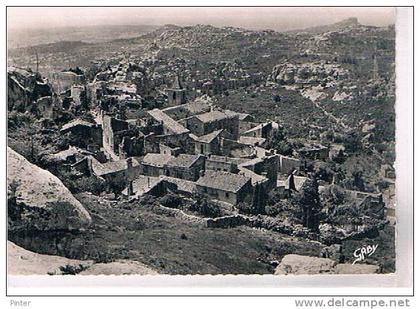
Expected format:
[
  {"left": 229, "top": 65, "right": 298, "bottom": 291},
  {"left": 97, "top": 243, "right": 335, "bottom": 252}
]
[{"left": 352, "top": 244, "right": 378, "bottom": 264}]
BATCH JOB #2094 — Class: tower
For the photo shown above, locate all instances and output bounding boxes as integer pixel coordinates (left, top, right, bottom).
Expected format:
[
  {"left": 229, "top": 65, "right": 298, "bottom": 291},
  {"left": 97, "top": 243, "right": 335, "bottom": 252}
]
[{"left": 166, "top": 75, "right": 186, "bottom": 106}]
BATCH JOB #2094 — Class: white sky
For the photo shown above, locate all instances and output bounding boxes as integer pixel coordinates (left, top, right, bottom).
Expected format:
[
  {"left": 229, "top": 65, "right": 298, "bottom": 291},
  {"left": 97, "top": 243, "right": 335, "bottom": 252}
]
[{"left": 7, "top": 7, "right": 396, "bottom": 31}]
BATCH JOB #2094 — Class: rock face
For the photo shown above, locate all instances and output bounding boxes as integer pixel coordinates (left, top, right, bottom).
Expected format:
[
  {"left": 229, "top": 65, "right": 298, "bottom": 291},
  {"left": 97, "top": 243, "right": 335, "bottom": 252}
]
[
  {"left": 79, "top": 260, "right": 158, "bottom": 275},
  {"left": 8, "top": 241, "right": 158, "bottom": 275},
  {"left": 7, "top": 147, "right": 91, "bottom": 232},
  {"left": 275, "top": 254, "right": 337, "bottom": 275},
  {"left": 8, "top": 241, "right": 93, "bottom": 275},
  {"left": 334, "top": 264, "right": 380, "bottom": 274},
  {"left": 274, "top": 254, "right": 380, "bottom": 275}
]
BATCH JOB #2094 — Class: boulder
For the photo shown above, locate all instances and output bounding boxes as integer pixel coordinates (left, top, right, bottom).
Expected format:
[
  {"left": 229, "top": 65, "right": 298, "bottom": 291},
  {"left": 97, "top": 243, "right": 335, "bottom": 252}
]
[
  {"left": 79, "top": 260, "right": 158, "bottom": 275},
  {"left": 8, "top": 147, "right": 91, "bottom": 232},
  {"left": 8, "top": 241, "right": 93, "bottom": 275},
  {"left": 8, "top": 241, "right": 158, "bottom": 275},
  {"left": 274, "top": 254, "right": 337, "bottom": 275},
  {"left": 334, "top": 264, "right": 380, "bottom": 274},
  {"left": 274, "top": 254, "right": 381, "bottom": 275}
]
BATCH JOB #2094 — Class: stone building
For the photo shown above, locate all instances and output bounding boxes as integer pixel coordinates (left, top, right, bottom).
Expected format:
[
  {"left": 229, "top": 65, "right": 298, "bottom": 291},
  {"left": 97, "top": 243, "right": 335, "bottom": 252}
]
[
  {"left": 297, "top": 143, "right": 329, "bottom": 160},
  {"left": 165, "top": 154, "right": 205, "bottom": 181},
  {"left": 166, "top": 75, "right": 186, "bottom": 106},
  {"left": 102, "top": 115, "right": 129, "bottom": 160},
  {"left": 239, "top": 154, "right": 279, "bottom": 191},
  {"left": 241, "top": 121, "right": 279, "bottom": 139},
  {"left": 61, "top": 119, "right": 103, "bottom": 149},
  {"left": 185, "top": 110, "right": 239, "bottom": 139},
  {"left": 102, "top": 114, "right": 144, "bottom": 160},
  {"left": 91, "top": 157, "right": 141, "bottom": 190},
  {"left": 193, "top": 129, "right": 224, "bottom": 155},
  {"left": 162, "top": 97, "right": 211, "bottom": 121},
  {"left": 147, "top": 109, "right": 190, "bottom": 136},
  {"left": 52, "top": 70, "right": 85, "bottom": 93},
  {"left": 196, "top": 170, "right": 252, "bottom": 205},
  {"left": 70, "top": 85, "right": 86, "bottom": 107},
  {"left": 140, "top": 153, "right": 172, "bottom": 177},
  {"left": 205, "top": 155, "right": 244, "bottom": 173}
]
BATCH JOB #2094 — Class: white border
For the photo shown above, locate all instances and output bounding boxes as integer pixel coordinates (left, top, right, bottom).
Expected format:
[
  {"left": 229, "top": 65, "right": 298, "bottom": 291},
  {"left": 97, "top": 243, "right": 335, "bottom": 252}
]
[{"left": 2, "top": 2, "right": 414, "bottom": 297}]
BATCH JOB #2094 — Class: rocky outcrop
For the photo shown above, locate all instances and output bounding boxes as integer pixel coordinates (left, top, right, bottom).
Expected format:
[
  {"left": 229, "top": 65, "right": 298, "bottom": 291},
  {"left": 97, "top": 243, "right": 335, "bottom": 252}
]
[
  {"left": 334, "top": 264, "right": 380, "bottom": 274},
  {"left": 275, "top": 254, "right": 337, "bottom": 275},
  {"left": 8, "top": 241, "right": 158, "bottom": 275},
  {"left": 8, "top": 147, "right": 92, "bottom": 232},
  {"left": 79, "top": 260, "right": 158, "bottom": 275},
  {"left": 270, "top": 62, "right": 348, "bottom": 86},
  {"left": 274, "top": 254, "right": 380, "bottom": 275},
  {"left": 8, "top": 241, "right": 93, "bottom": 275}
]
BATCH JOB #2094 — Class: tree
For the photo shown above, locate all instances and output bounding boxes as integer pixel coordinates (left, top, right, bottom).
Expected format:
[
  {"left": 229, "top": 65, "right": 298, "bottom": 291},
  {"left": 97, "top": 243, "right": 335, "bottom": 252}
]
[
  {"left": 292, "top": 175, "right": 323, "bottom": 230},
  {"left": 270, "top": 127, "right": 293, "bottom": 156}
]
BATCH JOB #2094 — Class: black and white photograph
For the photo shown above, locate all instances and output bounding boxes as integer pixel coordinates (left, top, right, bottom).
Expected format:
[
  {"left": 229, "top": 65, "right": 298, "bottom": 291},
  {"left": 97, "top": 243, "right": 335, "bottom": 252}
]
[{"left": 4, "top": 3, "right": 415, "bottom": 301}]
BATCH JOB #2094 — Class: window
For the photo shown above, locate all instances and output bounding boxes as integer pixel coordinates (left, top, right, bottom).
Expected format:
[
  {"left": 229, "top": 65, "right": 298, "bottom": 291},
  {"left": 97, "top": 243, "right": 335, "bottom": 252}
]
[{"left": 225, "top": 192, "right": 229, "bottom": 198}]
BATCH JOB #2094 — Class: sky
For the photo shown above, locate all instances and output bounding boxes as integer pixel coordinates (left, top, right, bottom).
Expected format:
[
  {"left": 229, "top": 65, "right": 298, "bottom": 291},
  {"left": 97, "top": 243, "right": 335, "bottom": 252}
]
[{"left": 7, "top": 7, "right": 396, "bottom": 31}]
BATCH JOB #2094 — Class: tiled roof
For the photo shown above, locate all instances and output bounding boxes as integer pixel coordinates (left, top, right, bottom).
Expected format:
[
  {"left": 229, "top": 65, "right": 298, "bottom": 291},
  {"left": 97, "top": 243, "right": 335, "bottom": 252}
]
[
  {"left": 61, "top": 119, "right": 95, "bottom": 132},
  {"left": 196, "top": 129, "right": 223, "bottom": 143},
  {"left": 196, "top": 170, "right": 250, "bottom": 193},
  {"left": 160, "top": 176, "right": 196, "bottom": 194},
  {"left": 238, "top": 167, "right": 268, "bottom": 185},
  {"left": 148, "top": 109, "right": 190, "bottom": 135},
  {"left": 166, "top": 154, "right": 202, "bottom": 168},
  {"left": 195, "top": 110, "right": 238, "bottom": 123},
  {"left": 122, "top": 175, "right": 162, "bottom": 196},
  {"left": 141, "top": 153, "right": 173, "bottom": 167}
]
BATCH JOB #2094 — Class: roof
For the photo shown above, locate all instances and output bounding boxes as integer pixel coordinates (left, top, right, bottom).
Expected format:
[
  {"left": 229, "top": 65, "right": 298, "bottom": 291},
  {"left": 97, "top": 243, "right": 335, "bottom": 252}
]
[
  {"left": 166, "top": 154, "right": 203, "bottom": 168},
  {"left": 238, "top": 136, "right": 266, "bottom": 146},
  {"left": 159, "top": 176, "right": 196, "bottom": 194},
  {"left": 238, "top": 167, "right": 268, "bottom": 185},
  {"left": 122, "top": 175, "right": 162, "bottom": 196},
  {"left": 92, "top": 158, "right": 140, "bottom": 176},
  {"left": 162, "top": 99, "right": 211, "bottom": 120},
  {"left": 236, "top": 112, "right": 253, "bottom": 121},
  {"left": 238, "top": 157, "right": 263, "bottom": 169},
  {"left": 148, "top": 109, "right": 190, "bottom": 135},
  {"left": 242, "top": 122, "right": 271, "bottom": 135},
  {"left": 141, "top": 153, "right": 172, "bottom": 167},
  {"left": 45, "top": 146, "right": 91, "bottom": 162},
  {"left": 196, "top": 170, "right": 250, "bottom": 193},
  {"left": 185, "top": 99, "right": 212, "bottom": 114},
  {"left": 196, "top": 129, "right": 224, "bottom": 143},
  {"left": 8, "top": 66, "right": 35, "bottom": 79},
  {"left": 61, "top": 119, "right": 95, "bottom": 132},
  {"left": 195, "top": 110, "right": 238, "bottom": 123}
]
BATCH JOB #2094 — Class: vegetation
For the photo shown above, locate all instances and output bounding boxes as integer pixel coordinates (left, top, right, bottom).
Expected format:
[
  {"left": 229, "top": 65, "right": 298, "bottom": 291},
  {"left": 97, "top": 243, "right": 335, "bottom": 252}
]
[{"left": 291, "top": 176, "right": 323, "bottom": 231}]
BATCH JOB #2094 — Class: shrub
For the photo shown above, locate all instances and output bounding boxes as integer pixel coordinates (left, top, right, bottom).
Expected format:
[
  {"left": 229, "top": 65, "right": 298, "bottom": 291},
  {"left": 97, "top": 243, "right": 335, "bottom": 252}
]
[
  {"left": 189, "top": 195, "right": 222, "bottom": 218},
  {"left": 159, "top": 193, "right": 182, "bottom": 209}
]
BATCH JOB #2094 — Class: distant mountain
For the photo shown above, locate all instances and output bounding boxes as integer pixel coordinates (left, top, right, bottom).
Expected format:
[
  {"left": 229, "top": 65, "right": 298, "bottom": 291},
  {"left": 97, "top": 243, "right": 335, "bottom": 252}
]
[
  {"left": 288, "top": 17, "right": 364, "bottom": 34},
  {"left": 8, "top": 24, "right": 159, "bottom": 49}
]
